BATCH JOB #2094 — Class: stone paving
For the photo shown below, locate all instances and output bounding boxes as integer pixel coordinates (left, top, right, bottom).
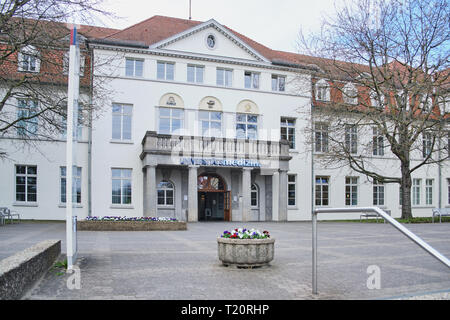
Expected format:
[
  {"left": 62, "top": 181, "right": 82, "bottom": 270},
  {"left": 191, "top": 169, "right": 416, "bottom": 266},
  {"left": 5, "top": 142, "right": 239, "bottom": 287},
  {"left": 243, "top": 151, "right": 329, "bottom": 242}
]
[{"left": 0, "top": 221, "right": 449, "bottom": 300}]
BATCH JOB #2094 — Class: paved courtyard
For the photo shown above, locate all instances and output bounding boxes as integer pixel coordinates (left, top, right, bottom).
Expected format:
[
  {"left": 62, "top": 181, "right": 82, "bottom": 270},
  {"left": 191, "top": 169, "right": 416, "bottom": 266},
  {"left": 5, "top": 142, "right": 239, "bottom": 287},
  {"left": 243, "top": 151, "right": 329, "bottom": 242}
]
[{"left": 0, "top": 221, "right": 449, "bottom": 300}]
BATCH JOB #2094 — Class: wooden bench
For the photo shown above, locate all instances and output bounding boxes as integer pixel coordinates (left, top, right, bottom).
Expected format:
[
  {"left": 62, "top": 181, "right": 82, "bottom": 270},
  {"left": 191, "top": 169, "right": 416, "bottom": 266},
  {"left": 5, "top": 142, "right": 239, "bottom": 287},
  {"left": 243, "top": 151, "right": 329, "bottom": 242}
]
[
  {"left": 360, "top": 209, "right": 391, "bottom": 223},
  {"left": 432, "top": 208, "right": 450, "bottom": 223}
]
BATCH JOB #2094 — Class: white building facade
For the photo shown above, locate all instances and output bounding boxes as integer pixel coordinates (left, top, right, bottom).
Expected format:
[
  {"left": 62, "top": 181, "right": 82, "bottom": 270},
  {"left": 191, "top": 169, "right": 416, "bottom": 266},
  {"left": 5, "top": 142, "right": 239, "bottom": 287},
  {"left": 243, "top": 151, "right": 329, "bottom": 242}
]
[{"left": 0, "top": 16, "right": 448, "bottom": 221}]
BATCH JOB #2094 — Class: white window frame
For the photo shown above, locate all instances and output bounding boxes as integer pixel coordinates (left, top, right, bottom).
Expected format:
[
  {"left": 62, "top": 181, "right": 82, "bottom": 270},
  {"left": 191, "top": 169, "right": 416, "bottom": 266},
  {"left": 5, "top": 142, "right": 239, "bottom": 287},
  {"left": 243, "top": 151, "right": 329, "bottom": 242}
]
[
  {"left": 288, "top": 175, "right": 296, "bottom": 207},
  {"left": 157, "top": 180, "right": 175, "bottom": 207},
  {"left": 343, "top": 83, "right": 358, "bottom": 105},
  {"left": 425, "top": 178, "right": 433, "bottom": 206},
  {"left": 345, "top": 177, "right": 358, "bottom": 206},
  {"left": 199, "top": 110, "right": 222, "bottom": 137},
  {"left": 251, "top": 183, "right": 259, "bottom": 208},
  {"left": 281, "top": 118, "right": 296, "bottom": 149},
  {"left": 370, "top": 90, "right": 385, "bottom": 108},
  {"left": 125, "top": 57, "right": 144, "bottom": 77},
  {"left": 216, "top": 68, "right": 233, "bottom": 87},
  {"left": 412, "top": 178, "right": 421, "bottom": 206},
  {"left": 112, "top": 103, "right": 132, "bottom": 141},
  {"left": 187, "top": 64, "right": 204, "bottom": 83},
  {"left": 17, "top": 99, "right": 38, "bottom": 136},
  {"left": 422, "top": 131, "right": 433, "bottom": 158},
  {"left": 315, "top": 176, "right": 329, "bottom": 206},
  {"left": 373, "top": 179, "right": 385, "bottom": 206},
  {"left": 236, "top": 113, "right": 258, "bottom": 140},
  {"left": 18, "top": 46, "right": 40, "bottom": 72},
  {"left": 345, "top": 124, "right": 357, "bottom": 154},
  {"left": 60, "top": 166, "right": 82, "bottom": 204},
  {"left": 157, "top": 61, "right": 175, "bottom": 80},
  {"left": 158, "top": 107, "right": 184, "bottom": 135},
  {"left": 271, "top": 74, "right": 286, "bottom": 92},
  {"left": 15, "top": 165, "right": 37, "bottom": 203},
  {"left": 372, "top": 127, "right": 384, "bottom": 156},
  {"left": 315, "top": 79, "right": 330, "bottom": 101},
  {"left": 244, "top": 71, "right": 260, "bottom": 89},
  {"left": 314, "top": 122, "right": 329, "bottom": 153},
  {"left": 111, "top": 168, "right": 132, "bottom": 205}
]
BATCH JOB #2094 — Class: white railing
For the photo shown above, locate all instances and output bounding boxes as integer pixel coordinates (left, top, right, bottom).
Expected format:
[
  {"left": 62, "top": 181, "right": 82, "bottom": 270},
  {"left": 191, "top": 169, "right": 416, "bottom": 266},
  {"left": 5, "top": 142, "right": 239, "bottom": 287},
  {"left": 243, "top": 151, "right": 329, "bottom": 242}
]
[
  {"left": 142, "top": 131, "right": 291, "bottom": 160},
  {"left": 312, "top": 207, "right": 450, "bottom": 295}
]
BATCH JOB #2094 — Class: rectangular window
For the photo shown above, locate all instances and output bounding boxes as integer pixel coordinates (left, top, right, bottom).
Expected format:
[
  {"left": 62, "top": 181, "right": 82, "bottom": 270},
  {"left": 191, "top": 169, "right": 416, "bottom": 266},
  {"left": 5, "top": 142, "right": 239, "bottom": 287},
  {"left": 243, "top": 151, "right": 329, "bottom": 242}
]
[
  {"left": 15, "top": 165, "right": 37, "bottom": 202},
  {"left": 60, "top": 166, "right": 81, "bottom": 204},
  {"left": 315, "top": 176, "right": 329, "bottom": 206},
  {"left": 236, "top": 113, "right": 258, "bottom": 139},
  {"left": 271, "top": 74, "right": 286, "bottom": 92},
  {"left": 159, "top": 107, "right": 184, "bottom": 134},
  {"left": 187, "top": 65, "right": 204, "bottom": 83},
  {"left": 199, "top": 111, "right": 222, "bottom": 137},
  {"left": 425, "top": 179, "right": 433, "bottom": 205},
  {"left": 422, "top": 132, "right": 433, "bottom": 158},
  {"left": 19, "top": 53, "right": 37, "bottom": 72},
  {"left": 251, "top": 184, "right": 258, "bottom": 207},
  {"left": 157, "top": 61, "right": 174, "bottom": 80},
  {"left": 412, "top": 178, "right": 421, "bottom": 206},
  {"left": 111, "top": 168, "right": 132, "bottom": 205},
  {"left": 373, "top": 179, "right": 385, "bottom": 206},
  {"left": 216, "top": 68, "right": 232, "bottom": 87},
  {"left": 281, "top": 118, "right": 296, "bottom": 149},
  {"left": 315, "top": 123, "right": 328, "bottom": 153},
  {"left": 345, "top": 177, "right": 358, "bottom": 206},
  {"left": 372, "top": 127, "right": 384, "bottom": 156},
  {"left": 61, "top": 103, "right": 83, "bottom": 140},
  {"left": 288, "top": 175, "right": 296, "bottom": 206},
  {"left": 17, "top": 99, "right": 38, "bottom": 136},
  {"left": 125, "top": 58, "right": 144, "bottom": 77},
  {"left": 244, "top": 71, "right": 260, "bottom": 89},
  {"left": 345, "top": 125, "right": 357, "bottom": 154},
  {"left": 112, "top": 103, "right": 132, "bottom": 140}
]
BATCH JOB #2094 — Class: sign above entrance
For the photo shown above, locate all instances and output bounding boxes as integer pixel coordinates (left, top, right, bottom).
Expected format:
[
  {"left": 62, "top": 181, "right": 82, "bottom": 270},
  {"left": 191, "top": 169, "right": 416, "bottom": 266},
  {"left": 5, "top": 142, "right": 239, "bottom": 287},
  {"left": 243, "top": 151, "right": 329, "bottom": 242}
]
[{"left": 180, "top": 157, "right": 261, "bottom": 167}]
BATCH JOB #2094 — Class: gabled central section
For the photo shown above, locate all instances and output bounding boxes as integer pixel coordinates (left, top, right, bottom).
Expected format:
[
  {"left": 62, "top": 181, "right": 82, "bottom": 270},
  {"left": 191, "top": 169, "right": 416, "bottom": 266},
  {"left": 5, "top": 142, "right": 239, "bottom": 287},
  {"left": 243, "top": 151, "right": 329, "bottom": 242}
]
[{"left": 149, "top": 19, "right": 269, "bottom": 62}]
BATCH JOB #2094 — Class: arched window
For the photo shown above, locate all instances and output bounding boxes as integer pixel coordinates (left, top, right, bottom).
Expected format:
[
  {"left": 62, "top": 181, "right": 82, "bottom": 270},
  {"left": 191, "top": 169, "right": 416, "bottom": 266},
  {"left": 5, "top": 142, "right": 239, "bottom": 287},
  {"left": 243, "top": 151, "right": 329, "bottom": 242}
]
[
  {"left": 315, "top": 79, "right": 330, "bottom": 101},
  {"left": 157, "top": 180, "right": 174, "bottom": 206},
  {"left": 343, "top": 83, "right": 358, "bottom": 105},
  {"left": 251, "top": 183, "right": 259, "bottom": 207}
]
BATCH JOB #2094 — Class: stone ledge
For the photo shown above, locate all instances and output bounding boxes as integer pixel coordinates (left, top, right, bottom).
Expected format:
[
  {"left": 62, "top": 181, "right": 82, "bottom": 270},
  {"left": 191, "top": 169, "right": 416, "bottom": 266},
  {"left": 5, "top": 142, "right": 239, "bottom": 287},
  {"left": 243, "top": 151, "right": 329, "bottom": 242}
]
[
  {"left": 0, "top": 240, "right": 61, "bottom": 300},
  {"left": 77, "top": 220, "right": 187, "bottom": 231}
]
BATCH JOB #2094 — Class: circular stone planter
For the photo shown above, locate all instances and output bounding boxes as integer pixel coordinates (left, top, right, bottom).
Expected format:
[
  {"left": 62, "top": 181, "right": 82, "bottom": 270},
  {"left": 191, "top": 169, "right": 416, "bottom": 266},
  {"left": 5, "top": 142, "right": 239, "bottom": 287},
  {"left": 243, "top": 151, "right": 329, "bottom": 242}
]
[{"left": 217, "top": 237, "right": 275, "bottom": 268}]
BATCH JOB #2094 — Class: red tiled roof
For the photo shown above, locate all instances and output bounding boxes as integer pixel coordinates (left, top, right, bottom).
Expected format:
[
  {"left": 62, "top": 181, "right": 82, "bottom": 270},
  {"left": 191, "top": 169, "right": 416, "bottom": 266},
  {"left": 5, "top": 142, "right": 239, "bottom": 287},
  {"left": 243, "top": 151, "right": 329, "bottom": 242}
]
[{"left": 100, "top": 15, "right": 371, "bottom": 74}]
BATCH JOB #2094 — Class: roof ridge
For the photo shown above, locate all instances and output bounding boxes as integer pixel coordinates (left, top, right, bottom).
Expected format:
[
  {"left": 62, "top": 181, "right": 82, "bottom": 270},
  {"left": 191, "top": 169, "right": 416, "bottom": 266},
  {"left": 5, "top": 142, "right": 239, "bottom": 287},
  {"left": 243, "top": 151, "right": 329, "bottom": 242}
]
[{"left": 106, "top": 15, "right": 203, "bottom": 39}]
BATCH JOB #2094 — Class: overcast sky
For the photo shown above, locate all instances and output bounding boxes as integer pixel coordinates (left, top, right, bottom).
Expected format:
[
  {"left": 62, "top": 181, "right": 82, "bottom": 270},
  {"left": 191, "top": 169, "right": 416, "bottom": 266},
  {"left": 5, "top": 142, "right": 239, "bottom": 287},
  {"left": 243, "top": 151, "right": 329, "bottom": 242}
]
[{"left": 97, "top": 0, "right": 340, "bottom": 54}]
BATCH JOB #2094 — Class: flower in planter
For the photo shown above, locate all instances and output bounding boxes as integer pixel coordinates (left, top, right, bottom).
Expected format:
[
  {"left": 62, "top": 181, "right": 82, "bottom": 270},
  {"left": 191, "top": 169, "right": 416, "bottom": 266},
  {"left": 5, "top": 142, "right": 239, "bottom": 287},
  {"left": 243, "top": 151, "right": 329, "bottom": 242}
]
[
  {"left": 85, "top": 216, "right": 177, "bottom": 222},
  {"left": 220, "top": 228, "right": 270, "bottom": 239}
]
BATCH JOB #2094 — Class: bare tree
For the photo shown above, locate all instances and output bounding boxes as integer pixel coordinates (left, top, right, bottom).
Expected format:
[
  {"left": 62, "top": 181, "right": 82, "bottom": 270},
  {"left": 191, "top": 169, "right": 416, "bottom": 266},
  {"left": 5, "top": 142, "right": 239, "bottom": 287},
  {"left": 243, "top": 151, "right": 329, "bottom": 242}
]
[
  {"left": 298, "top": 0, "right": 449, "bottom": 219},
  {"left": 0, "top": 0, "right": 117, "bottom": 158}
]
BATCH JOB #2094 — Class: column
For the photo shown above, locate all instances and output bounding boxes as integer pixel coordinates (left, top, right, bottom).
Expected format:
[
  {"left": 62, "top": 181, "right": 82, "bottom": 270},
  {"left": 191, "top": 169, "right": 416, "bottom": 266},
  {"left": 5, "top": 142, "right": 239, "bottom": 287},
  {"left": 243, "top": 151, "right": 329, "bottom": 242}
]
[
  {"left": 241, "top": 167, "right": 252, "bottom": 222},
  {"left": 278, "top": 169, "right": 288, "bottom": 221},
  {"left": 145, "top": 165, "right": 156, "bottom": 217},
  {"left": 272, "top": 171, "right": 279, "bottom": 221},
  {"left": 188, "top": 165, "right": 198, "bottom": 222}
]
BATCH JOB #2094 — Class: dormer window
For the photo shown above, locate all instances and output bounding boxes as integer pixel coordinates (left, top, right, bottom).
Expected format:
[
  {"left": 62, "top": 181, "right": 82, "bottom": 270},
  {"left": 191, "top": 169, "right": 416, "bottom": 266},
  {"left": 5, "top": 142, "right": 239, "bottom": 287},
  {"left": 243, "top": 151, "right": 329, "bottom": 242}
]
[
  {"left": 343, "top": 83, "right": 358, "bottom": 105},
  {"left": 315, "top": 79, "right": 330, "bottom": 101},
  {"left": 18, "top": 45, "right": 40, "bottom": 72},
  {"left": 63, "top": 51, "right": 86, "bottom": 76}
]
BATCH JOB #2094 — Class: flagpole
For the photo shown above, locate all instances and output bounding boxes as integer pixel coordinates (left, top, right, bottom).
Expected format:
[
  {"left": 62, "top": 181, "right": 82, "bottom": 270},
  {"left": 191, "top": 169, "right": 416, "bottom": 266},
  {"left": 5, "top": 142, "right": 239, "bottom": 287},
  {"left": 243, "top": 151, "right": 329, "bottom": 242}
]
[{"left": 66, "top": 25, "right": 80, "bottom": 270}]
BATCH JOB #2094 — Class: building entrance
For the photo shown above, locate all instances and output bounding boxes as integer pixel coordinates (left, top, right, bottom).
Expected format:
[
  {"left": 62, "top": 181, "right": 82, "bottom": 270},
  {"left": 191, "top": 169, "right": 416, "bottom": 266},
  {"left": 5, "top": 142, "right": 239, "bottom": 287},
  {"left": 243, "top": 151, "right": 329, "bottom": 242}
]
[{"left": 197, "top": 173, "right": 231, "bottom": 221}]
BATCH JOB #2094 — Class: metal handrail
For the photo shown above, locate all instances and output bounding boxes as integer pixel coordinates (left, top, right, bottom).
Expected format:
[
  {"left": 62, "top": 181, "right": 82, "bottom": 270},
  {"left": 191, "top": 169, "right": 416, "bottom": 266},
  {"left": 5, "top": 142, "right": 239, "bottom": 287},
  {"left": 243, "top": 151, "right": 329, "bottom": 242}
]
[{"left": 312, "top": 207, "right": 450, "bottom": 295}]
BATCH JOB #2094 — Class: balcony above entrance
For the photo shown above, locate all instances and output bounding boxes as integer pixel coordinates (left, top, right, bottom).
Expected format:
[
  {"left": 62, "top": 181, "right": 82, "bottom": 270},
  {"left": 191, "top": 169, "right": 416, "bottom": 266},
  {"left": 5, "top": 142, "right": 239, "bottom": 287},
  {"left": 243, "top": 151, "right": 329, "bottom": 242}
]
[{"left": 140, "top": 131, "right": 291, "bottom": 170}]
